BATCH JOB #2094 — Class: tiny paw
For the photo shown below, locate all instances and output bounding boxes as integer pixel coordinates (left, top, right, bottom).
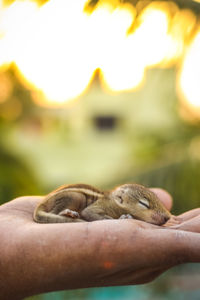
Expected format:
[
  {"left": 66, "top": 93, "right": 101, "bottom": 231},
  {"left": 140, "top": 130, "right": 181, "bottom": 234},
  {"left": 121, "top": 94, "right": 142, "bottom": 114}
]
[
  {"left": 163, "top": 215, "right": 182, "bottom": 227},
  {"left": 119, "top": 214, "right": 133, "bottom": 219},
  {"left": 59, "top": 209, "right": 80, "bottom": 219}
]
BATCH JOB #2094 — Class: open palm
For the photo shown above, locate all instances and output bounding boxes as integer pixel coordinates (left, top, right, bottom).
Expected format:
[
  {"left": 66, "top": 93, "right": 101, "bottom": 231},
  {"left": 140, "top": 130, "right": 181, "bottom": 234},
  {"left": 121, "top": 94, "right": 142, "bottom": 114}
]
[{"left": 0, "top": 190, "right": 200, "bottom": 300}]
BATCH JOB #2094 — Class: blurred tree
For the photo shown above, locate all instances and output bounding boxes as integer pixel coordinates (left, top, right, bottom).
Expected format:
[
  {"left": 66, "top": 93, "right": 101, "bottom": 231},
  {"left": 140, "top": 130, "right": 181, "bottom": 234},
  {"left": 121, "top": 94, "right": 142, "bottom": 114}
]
[
  {"left": 0, "top": 142, "right": 43, "bottom": 205},
  {"left": 86, "top": 0, "right": 200, "bottom": 14}
]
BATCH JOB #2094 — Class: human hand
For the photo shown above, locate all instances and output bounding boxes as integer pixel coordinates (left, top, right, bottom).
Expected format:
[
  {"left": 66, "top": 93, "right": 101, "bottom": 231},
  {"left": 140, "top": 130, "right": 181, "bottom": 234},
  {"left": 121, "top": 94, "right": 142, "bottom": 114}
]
[
  {"left": 165, "top": 207, "right": 200, "bottom": 233},
  {"left": 0, "top": 189, "right": 200, "bottom": 300}
]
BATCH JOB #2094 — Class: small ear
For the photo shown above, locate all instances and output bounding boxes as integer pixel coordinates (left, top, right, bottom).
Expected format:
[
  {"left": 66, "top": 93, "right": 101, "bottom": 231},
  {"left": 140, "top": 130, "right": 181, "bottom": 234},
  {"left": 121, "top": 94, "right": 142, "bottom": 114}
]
[{"left": 114, "top": 196, "right": 125, "bottom": 207}]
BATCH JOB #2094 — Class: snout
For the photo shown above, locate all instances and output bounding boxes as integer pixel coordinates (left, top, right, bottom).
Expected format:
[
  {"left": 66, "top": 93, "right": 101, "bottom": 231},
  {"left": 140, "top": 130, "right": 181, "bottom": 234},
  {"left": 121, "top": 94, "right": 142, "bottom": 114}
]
[
  {"left": 161, "top": 215, "right": 170, "bottom": 225},
  {"left": 151, "top": 212, "right": 171, "bottom": 225}
]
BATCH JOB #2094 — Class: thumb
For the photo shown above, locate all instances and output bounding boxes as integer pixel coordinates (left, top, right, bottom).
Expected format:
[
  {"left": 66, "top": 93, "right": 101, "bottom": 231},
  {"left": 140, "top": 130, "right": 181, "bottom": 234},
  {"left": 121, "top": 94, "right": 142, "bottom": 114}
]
[{"left": 150, "top": 188, "right": 173, "bottom": 211}]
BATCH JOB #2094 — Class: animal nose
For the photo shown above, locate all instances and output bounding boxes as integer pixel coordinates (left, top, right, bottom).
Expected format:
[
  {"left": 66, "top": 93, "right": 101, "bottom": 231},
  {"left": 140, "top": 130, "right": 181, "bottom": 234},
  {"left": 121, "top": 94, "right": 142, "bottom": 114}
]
[
  {"left": 164, "top": 216, "right": 170, "bottom": 222},
  {"left": 162, "top": 215, "right": 170, "bottom": 224}
]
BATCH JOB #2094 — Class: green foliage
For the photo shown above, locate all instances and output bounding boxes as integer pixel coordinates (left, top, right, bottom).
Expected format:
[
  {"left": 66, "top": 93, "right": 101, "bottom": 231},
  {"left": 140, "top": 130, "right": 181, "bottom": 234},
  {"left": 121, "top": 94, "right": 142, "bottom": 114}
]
[
  {"left": 0, "top": 144, "right": 43, "bottom": 205},
  {"left": 130, "top": 158, "right": 200, "bottom": 215}
]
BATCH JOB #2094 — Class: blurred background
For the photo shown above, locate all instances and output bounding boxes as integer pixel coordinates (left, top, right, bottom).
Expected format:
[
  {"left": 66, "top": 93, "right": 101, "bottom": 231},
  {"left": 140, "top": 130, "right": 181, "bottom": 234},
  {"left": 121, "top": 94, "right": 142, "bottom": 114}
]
[{"left": 0, "top": 0, "right": 200, "bottom": 299}]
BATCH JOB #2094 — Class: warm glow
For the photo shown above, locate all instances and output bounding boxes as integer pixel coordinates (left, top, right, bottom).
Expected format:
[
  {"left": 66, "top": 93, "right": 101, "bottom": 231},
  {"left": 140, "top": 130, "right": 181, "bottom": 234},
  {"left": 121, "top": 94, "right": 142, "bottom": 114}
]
[
  {"left": 0, "top": 0, "right": 198, "bottom": 106},
  {"left": 0, "top": 0, "right": 38, "bottom": 65},
  {"left": 134, "top": 6, "right": 171, "bottom": 67},
  {"left": 178, "top": 31, "right": 200, "bottom": 108},
  {"left": 92, "top": 1, "right": 144, "bottom": 92},
  {"left": 170, "top": 9, "right": 196, "bottom": 61}
]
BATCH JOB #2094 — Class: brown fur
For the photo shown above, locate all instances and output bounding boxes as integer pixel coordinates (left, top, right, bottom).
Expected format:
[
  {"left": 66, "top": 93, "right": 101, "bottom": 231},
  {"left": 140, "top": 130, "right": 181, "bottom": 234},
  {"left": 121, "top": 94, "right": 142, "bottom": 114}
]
[{"left": 34, "top": 183, "right": 171, "bottom": 225}]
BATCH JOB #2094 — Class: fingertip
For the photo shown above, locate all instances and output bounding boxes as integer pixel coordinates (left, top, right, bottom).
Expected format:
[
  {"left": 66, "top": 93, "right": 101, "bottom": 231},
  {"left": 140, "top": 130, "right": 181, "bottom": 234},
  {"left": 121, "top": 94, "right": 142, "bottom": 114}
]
[{"left": 150, "top": 188, "right": 173, "bottom": 211}]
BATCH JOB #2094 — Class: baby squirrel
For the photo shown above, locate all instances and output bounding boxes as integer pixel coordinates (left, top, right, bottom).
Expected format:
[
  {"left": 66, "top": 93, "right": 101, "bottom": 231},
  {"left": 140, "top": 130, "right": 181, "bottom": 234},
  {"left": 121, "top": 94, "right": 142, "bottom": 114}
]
[{"left": 34, "top": 183, "right": 171, "bottom": 225}]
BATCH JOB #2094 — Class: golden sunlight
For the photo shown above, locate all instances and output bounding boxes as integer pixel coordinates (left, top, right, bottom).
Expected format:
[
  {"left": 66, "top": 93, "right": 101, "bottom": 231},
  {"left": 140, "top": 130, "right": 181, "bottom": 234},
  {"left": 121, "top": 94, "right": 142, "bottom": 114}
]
[
  {"left": 0, "top": 0, "right": 198, "bottom": 106},
  {"left": 178, "top": 30, "right": 200, "bottom": 110}
]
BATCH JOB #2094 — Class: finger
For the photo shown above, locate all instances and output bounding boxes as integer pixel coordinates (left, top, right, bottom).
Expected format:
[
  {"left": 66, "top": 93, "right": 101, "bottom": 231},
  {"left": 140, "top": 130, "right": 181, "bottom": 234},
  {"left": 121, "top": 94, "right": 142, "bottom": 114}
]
[
  {"left": 177, "top": 208, "right": 200, "bottom": 222},
  {"left": 150, "top": 188, "right": 173, "bottom": 211},
  {"left": 163, "top": 216, "right": 182, "bottom": 227},
  {"left": 164, "top": 209, "right": 200, "bottom": 229},
  {"left": 167, "top": 215, "right": 200, "bottom": 233},
  {"left": 165, "top": 208, "right": 200, "bottom": 226}
]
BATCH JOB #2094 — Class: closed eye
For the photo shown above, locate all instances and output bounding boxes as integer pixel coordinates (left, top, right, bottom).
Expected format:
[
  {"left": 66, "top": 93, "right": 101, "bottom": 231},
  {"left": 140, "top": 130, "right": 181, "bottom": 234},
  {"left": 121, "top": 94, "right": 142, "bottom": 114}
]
[{"left": 138, "top": 198, "right": 150, "bottom": 209}]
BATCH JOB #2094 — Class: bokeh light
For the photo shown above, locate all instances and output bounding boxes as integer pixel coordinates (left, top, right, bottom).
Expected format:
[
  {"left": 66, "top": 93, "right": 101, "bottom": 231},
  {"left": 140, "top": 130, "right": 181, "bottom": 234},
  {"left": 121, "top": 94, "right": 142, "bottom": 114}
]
[
  {"left": 178, "top": 30, "right": 200, "bottom": 113},
  {"left": 0, "top": 0, "right": 199, "bottom": 113}
]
